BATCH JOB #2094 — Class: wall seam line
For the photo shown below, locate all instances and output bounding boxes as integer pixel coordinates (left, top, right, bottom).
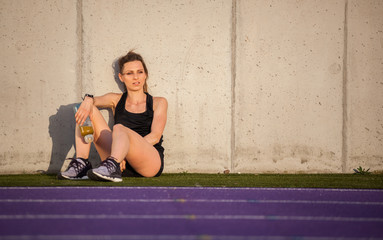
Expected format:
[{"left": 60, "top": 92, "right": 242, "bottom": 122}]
[
  {"left": 341, "top": 0, "right": 349, "bottom": 173},
  {"left": 230, "top": 0, "right": 237, "bottom": 173},
  {"left": 76, "top": 0, "right": 83, "bottom": 98}
]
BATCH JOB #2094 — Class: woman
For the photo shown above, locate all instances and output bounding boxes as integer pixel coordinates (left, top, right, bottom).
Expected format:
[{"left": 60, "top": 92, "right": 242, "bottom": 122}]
[{"left": 58, "top": 51, "right": 168, "bottom": 182}]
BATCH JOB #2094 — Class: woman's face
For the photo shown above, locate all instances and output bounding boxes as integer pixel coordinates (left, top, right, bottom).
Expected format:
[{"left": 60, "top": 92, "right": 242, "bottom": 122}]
[{"left": 119, "top": 60, "right": 147, "bottom": 91}]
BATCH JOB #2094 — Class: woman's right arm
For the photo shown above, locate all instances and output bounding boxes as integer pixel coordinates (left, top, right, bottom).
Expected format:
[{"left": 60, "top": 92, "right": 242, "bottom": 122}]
[{"left": 75, "top": 93, "right": 121, "bottom": 125}]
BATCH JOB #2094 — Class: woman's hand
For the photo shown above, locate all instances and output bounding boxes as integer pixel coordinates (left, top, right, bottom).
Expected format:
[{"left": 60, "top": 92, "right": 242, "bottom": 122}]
[
  {"left": 75, "top": 97, "right": 94, "bottom": 126},
  {"left": 120, "top": 160, "right": 126, "bottom": 172}
]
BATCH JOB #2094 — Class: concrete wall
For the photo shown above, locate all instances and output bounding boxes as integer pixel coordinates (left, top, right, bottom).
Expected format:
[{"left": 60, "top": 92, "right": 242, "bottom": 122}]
[
  {"left": 347, "top": 0, "right": 383, "bottom": 172},
  {"left": 0, "top": 0, "right": 79, "bottom": 173},
  {"left": 0, "top": 0, "right": 382, "bottom": 174},
  {"left": 235, "top": 0, "right": 345, "bottom": 173}
]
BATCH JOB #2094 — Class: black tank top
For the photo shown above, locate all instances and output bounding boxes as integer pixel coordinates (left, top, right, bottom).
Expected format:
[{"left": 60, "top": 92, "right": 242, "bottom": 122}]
[{"left": 114, "top": 92, "right": 164, "bottom": 150}]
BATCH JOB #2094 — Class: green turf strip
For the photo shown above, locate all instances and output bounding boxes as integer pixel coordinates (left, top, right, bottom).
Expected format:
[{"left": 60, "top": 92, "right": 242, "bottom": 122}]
[{"left": 0, "top": 173, "right": 382, "bottom": 188}]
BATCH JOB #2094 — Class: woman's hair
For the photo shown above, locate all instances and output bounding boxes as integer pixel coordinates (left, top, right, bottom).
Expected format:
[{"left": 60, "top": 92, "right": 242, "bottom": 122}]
[{"left": 118, "top": 51, "right": 149, "bottom": 92}]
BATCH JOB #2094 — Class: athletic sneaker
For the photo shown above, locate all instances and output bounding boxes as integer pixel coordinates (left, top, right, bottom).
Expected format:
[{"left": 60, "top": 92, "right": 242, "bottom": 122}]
[
  {"left": 57, "top": 158, "right": 92, "bottom": 180},
  {"left": 87, "top": 157, "right": 122, "bottom": 182}
]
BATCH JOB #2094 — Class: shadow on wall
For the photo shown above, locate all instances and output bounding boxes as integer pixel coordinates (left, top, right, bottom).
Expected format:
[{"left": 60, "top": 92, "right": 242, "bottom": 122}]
[
  {"left": 112, "top": 56, "right": 126, "bottom": 92},
  {"left": 47, "top": 104, "right": 76, "bottom": 174},
  {"left": 47, "top": 104, "right": 99, "bottom": 174}
]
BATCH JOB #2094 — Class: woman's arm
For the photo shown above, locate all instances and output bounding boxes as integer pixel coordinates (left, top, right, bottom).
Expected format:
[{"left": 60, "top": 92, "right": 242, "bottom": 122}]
[
  {"left": 75, "top": 93, "right": 121, "bottom": 125},
  {"left": 144, "top": 97, "right": 168, "bottom": 145}
]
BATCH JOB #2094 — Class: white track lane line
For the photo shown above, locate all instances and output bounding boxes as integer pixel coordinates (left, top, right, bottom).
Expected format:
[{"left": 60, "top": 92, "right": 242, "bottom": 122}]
[
  {"left": 2, "top": 235, "right": 380, "bottom": 240},
  {"left": 0, "top": 198, "right": 383, "bottom": 205},
  {"left": 0, "top": 214, "right": 383, "bottom": 222}
]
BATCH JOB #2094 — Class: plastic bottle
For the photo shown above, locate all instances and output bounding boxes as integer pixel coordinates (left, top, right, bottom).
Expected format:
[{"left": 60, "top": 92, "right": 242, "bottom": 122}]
[{"left": 74, "top": 103, "right": 94, "bottom": 143}]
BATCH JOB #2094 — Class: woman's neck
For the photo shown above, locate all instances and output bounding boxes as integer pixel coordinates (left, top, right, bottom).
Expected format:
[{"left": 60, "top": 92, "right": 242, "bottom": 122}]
[{"left": 126, "top": 90, "right": 146, "bottom": 105}]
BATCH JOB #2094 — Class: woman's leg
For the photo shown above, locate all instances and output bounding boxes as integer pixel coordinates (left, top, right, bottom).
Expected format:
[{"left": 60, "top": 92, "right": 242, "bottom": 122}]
[
  {"left": 74, "top": 124, "right": 91, "bottom": 159},
  {"left": 90, "top": 106, "right": 113, "bottom": 160},
  {"left": 75, "top": 106, "right": 113, "bottom": 161},
  {"left": 111, "top": 124, "right": 161, "bottom": 177},
  {"left": 59, "top": 106, "right": 113, "bottom": 180}
]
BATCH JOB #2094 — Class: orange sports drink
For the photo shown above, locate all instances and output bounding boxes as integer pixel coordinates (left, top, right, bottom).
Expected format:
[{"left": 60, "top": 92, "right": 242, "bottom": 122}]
[
  {"left": 80, "top": 125, "right": 94, "bottom": 137},
  {"left": 74, "top": 103, "right": 94, "bottom": 143}
]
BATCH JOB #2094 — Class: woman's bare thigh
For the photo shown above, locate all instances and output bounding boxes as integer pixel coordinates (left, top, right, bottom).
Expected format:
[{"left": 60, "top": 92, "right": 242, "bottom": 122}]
[{"left": 119, "top": 127, "right": 161, "bottom": 177}]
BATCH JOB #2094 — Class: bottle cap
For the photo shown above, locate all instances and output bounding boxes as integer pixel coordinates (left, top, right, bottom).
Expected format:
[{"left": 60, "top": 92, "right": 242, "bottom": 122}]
[{"left": 84, "top": 134, "right": 94, "bottom": 143}]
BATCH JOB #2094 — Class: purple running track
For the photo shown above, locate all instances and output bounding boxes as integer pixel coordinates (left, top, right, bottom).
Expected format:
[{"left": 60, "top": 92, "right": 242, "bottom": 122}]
[{"left": 0, "top": 187, "right": 382, "bottom": 239}]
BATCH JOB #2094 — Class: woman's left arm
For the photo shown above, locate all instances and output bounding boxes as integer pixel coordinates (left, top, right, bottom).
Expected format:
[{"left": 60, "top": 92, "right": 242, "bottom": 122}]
[{"left": 144, "top": 97, "right": 168, "bottom": 145}]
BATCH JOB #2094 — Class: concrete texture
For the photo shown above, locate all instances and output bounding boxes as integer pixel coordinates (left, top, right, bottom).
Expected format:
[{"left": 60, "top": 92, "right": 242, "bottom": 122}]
[
  {"left": 346, "top": 0, "right": 383, "bottom": 172},
  {"left": 0, "top": 0, "right": 79, "bottom": 173},
  {"left": 0, "top": 0, "right": 382, "bottom": 174},
  {"left": 80, "top": 0, "right": 233, "bottom": 173},
  {"left": 235, "top": 0, "right": 345, "bottom": 173}
]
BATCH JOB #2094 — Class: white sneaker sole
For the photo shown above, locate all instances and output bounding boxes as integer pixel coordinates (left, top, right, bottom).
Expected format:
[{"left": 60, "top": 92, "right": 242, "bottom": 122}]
[
  {"left": 58, "top": 174, "right": 89, "bottom": 180},
  {"left": 91, "top": 171, "right": 123, "bottom": 182}
]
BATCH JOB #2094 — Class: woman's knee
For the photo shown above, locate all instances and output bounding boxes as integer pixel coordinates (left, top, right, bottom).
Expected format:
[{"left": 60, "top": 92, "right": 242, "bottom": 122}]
[
  {"left": 113, "top": 124, "right": 135, "bottom": 139},
  {"left": 113, "top": 123, "right": 126, "bottom": 132},
  {"left": 113, "top": 124, "right": 135, "bottom": 134}
]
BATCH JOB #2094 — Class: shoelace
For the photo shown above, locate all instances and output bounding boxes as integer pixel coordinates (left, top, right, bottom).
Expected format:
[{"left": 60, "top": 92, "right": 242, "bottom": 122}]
[
  {"left": 101, "top": 159, "right": 117, "bottom": 173},
  {"left": 66, "top": 158, "right": 85, "bottom": 174}
]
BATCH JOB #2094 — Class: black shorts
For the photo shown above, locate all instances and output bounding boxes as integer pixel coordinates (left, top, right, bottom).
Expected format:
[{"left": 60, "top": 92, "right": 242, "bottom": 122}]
[{"left": 121, "top": 145, "right": 164, "bottom": 178}]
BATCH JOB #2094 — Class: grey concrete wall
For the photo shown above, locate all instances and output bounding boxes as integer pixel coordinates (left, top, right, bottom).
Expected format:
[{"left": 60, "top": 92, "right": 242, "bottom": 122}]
[
  {"left": 346, "top": 0, "right": 383, "bottom": 172},
  {"left": 0, "top": 0, "right": 382, "bottom": 174},
  {"left": 0, "top": 0, "right": 79, "bottom": 173},
  {"left": 235, "top": 0, "right": 345, "bottom": 173}
]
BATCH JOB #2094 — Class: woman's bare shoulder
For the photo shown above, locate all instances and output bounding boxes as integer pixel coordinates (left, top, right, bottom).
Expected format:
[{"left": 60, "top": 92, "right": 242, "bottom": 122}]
[
  {"left": 153, "top": 96, "right": 168, "bottom": 110},
  {"left": 108, "top": 93, "right": 123, "bottom": 107}
]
